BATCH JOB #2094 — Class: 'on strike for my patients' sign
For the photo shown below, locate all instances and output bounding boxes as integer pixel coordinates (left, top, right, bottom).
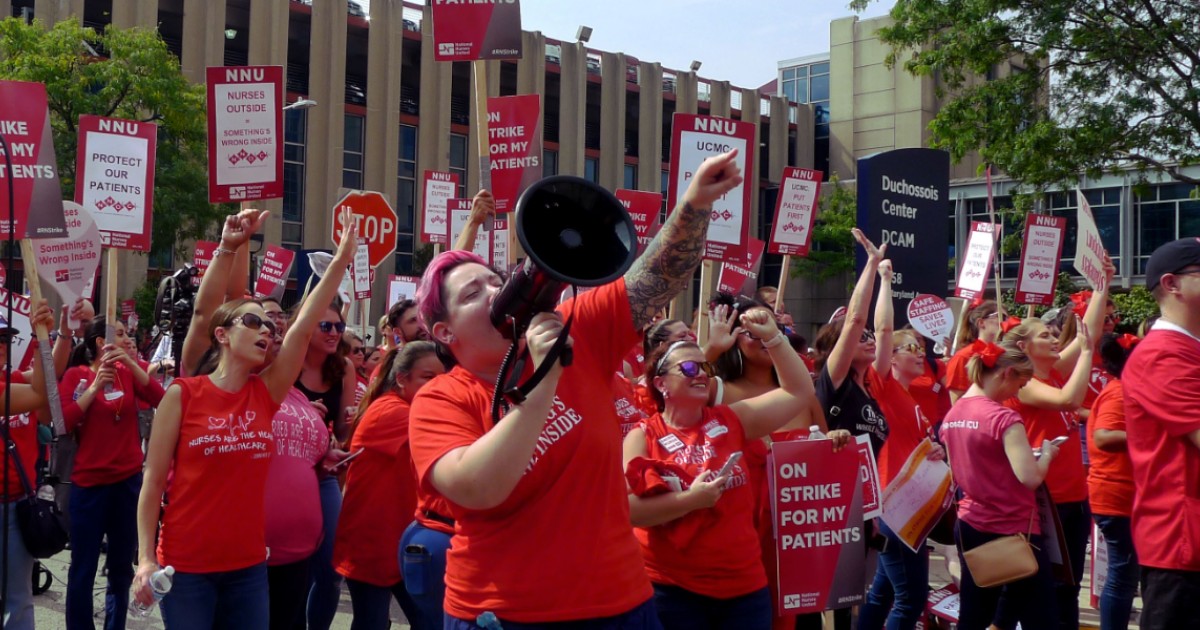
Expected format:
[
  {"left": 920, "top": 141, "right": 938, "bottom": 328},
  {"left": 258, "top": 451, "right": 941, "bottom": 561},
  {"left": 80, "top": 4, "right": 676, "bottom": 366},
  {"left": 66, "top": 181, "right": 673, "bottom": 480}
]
[{"left": 206, "top": 66, "right": 284, "bottom": 203}]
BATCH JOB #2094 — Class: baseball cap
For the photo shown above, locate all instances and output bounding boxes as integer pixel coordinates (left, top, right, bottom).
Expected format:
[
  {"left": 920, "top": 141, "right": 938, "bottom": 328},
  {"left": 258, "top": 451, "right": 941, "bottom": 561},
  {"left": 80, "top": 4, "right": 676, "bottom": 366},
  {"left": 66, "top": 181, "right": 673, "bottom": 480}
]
[{"left": 1145, "top": 237, "right": 1200, "bottom": 291}]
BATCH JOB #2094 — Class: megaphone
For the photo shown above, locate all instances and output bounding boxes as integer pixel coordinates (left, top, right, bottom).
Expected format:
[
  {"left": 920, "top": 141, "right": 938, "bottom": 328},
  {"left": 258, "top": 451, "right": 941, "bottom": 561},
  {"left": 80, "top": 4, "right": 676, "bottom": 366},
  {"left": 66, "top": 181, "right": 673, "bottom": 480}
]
[{"left": 489, "top": 176, "right": 638, "bottom": 339}]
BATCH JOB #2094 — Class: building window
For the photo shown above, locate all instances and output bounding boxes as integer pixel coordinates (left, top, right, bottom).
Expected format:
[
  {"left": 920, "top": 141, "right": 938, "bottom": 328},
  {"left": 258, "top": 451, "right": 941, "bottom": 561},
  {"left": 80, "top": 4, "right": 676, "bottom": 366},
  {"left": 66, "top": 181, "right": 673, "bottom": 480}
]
[
  {"left": 395, "top": 125, "right": 418, "bottom": 275},
  {"left": 283, "top": 108, "right": 307, "bottom": 249},
  {"left": 1047, "top": 187, "right": 1122, "bottom": 274},
  {"left": 148, "top": 248, "right": 174, "bottom": 270},
  {"left": 660, "top": 170, "right": 669, "bottom": 223},
  {"left": 1135, "top": 183, "right": 1200, "bottom": 274},
  {"left": 449, "top": 133, "right": 468, "bottom": 198},
  {"left": 342, "top": 114, "right": 364, "bottom": 190},
  {"left": 623, "top": 164, "right": 637, "bottom": 190},
  {"left": 585, "top": 157, "right": 599, "bottom": 184},
  {"left": 780, "top": 59, "right": 830, "bottom": 178},
  {"left": 543, "top": 149, "right": 558, "bottom": 177}
]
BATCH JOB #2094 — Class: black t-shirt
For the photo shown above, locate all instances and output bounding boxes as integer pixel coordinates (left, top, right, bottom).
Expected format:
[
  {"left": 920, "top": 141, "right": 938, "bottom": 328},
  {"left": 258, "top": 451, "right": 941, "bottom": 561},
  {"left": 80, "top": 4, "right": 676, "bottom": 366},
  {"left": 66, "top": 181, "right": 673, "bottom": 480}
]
[
  {"left": 294, "top": 378, "right": 343, "bottom": 428},
  {"left": 815, "top": 365, "right": 889, "bottom": 454}
]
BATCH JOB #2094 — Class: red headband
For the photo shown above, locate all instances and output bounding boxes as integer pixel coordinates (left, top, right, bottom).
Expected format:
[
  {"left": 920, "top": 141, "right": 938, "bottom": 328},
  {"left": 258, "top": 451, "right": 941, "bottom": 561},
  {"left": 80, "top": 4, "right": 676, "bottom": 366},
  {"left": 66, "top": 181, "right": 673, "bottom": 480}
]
[
  {"left": 1000, "top": 316, "right": 1023, "bottom": 334},
  {"left": 970, "top": 339, "right": 1004, "bottom": 368},
  {"left": 1069, "top": 290, "right": 1092, "bottom": 317},
  {"left": 1116, "top": 333, "right": 1140, "bottom": 351}
]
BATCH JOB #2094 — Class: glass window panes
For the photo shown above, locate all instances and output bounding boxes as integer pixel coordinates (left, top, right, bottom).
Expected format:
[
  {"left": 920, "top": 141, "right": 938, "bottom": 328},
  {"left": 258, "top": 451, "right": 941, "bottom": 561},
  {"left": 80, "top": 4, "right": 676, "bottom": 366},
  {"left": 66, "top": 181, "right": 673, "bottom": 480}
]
[
  {"left": 811, "top": 62, "right": 829, "bottom": 75},
  {"left": 449, "top": 134, "right": 468, "bottom": 197},
  {"left": 281, "top": 221, "right": 303, "bottom": 246},
  {"left": 543, "top": 150, "right": 558, "bottom": 177},
  {"left": 623, "top": 164, "right": 637, "bottom": 190},
  {"left": 343, "top": 114, "right": 365, "bottom": 190},
  {"left": 585, "top": 157, "right": 599, "bottom": 184},
  {"left": 397, "top": 125, "right": 418, "bottom": 259},
  {"left": 810, "top": 74, "right": 830, "bottom": 102},
  {"left": 782, "top": 68, "right": 795, "bottom": 80},
  {"left": 283, "top": 109, "right": 307, "bottom": 224}
]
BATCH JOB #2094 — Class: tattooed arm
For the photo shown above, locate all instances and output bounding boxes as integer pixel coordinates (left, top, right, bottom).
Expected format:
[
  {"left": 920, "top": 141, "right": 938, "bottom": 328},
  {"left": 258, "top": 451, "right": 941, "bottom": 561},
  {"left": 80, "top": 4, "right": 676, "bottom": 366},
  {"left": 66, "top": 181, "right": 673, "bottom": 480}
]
[{"left": 624, "top": 150, "right": 744, "bottom": 329}]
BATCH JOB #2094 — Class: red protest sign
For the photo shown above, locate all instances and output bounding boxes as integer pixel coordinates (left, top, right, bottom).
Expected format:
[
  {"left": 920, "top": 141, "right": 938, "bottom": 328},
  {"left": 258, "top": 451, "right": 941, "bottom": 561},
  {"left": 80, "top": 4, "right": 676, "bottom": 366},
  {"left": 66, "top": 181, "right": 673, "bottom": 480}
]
[
  {"left": 75, "top": 115, "right": 157, "bottom": 251},
  {"left": 854, "top": 435, "right": 883, "bottom": 520},
  {"left": 1016, "top": 214, "right": 1067, "bottom": 305},
  {"left": 205, "top": 66, "right": 284, "bottom": 203},
  {"left": 717, "top": 237, "right": 766, "bottom": 295},
  {"left": 422, "top": 170, "right": 459, "bottom": 244},
  {"left": 254, "top": 244, "right": 296, "bottom": 301},
  {"left": 431, "top": 0, "right": 523, "bottom": 61},
  {"left": 0, "top": 80, "right": 69, "bottom": 239},
  {"left": 954, "top": 221, "right": 998, "bottom": 301},
  {"left": 769, "top": 167, "right": 822, "bottom": 256},
  {"left": 771, "top": 439, "right": 866, "bottom": 615},
  {"left": 191, "top": 240, "right": 219, "bottom": 287},
  {"left": 331, "top": 190, "right": 398, "bottom": 269},
  {"left": 120, "top": 299, "right": 136, "bottom": 320},
  {"left": 667, "top": 114, "right": 755, "bottom": 261},
  {"left": 487, "top": 95, "right": 542, "bottom": 214},
  {"left": 615, "top": 189, "right": 662, "bottom": 255},
  {"left": 0, "top": 261, "right": 6, "bottom": 286},
  {"left": 907, "top": 294, "right": 955, "bottom": 343}
]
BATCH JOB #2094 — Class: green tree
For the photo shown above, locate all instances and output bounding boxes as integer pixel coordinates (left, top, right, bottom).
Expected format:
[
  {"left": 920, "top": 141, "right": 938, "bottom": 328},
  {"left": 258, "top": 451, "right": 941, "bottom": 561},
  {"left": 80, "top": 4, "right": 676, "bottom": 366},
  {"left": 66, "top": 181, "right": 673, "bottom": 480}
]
[
  {"left": 850, "top": 0, "right": 1200, "bottom": 190},
  {"left": 791, "top": 175, "right": 857, "bottom": 282},
  {"left": 0, "top": 17, "right": 229, "bottom": 259}
]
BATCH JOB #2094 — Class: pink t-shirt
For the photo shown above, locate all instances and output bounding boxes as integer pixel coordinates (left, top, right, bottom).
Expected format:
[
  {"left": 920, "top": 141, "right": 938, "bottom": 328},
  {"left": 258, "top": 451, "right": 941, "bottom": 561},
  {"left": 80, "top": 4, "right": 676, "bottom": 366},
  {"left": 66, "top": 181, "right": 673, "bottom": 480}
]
[
  {"left": 264, "top": 387, "right": 329, "bottom": 565},
  {"left": 941, "top": 395, "right": 1039, "bottom": 536}
]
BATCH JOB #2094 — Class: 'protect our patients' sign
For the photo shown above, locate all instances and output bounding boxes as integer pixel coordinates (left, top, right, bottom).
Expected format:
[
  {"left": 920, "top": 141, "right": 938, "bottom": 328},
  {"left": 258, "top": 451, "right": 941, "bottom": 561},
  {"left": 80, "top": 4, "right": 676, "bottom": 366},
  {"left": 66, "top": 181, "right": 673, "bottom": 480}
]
[
  {"left": 954, "top": 221, "right": 998, "bottom": 302},
  {"left": 431, "top": 0, "right": 523, "bottom": 61},
  {"left": 75, "top": 115, "right": 157, "bottom": 251},
  {"left": 205, "top": 66, "right": 284, "bottom": 203},
  {"left": 0, "top": 80, "right": 69, "bottom": 239},
  {"left": 667, "top": 114, "right": 755, "bottom": 261},
  {"left": 422, "top": 170, "right": 459, "bottom": 244},
  {"left": 769, "top": 167, "right": 822, "bottom": 257},
  {"left": 1016, "top": 214, "right": 1067, "bottom": 306}
]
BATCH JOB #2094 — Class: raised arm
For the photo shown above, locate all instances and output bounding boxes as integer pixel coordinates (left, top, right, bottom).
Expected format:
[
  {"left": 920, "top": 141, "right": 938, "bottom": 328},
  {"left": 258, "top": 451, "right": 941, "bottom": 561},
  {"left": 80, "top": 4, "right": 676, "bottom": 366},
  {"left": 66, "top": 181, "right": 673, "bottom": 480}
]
[
  {"left": 826, "top": 229, "right": 886, "bottom": 388},
  {"left": 728, "top": 309, "right": 813, "bottom": 440},
  {"left": 1020, "top": 320, "right": 1095, "bottom": 410},
  {"left": 625, "top": 150, "right": 743, "bottom": 330},
  {"left": 260, "top": 214, "right": 357, "bottom": 404},
  {"left": 52, "top": 299, "right": 94, "bottom": 378},
  {"left": 180, "top": 209, "right": 269, "bottom": 376},
  {"left": 872, "top": 260, "right": 895, "bottom": 378},
  {"left": 452, "top": 189, "right": 495, "bottom": 252},
  {"left": 702, "top": 304, "right": 740, "bottom": 363},
  {"left": 227, "top": 237, "right": 252, "bottom": 303},
  {"left": 7, "top": 301, "right": 54, "bottom": 415}
]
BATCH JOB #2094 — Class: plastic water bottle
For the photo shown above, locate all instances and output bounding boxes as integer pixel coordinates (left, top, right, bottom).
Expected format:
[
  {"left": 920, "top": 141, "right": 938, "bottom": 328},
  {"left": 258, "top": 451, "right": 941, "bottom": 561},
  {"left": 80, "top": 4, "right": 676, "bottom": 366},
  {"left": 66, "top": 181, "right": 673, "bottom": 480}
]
[
  {"left": 808, "top": 425, "right": 827, "bottom": 440},
  {"left": 35, "top": 485, "right": 55, "bottom": 501},
  {"left": 72, "top": 379, "right": 87, "bottom": 401},
  {"left": 128, "top": 566, "right": 175, "bottom": 617}
]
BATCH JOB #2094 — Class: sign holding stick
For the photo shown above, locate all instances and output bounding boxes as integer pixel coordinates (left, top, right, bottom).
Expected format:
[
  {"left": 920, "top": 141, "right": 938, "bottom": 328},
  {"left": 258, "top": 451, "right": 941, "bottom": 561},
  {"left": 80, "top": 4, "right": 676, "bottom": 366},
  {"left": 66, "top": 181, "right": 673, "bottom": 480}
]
[
  {"left": 448, "top": 198, "right": 490, "bottom": 259},
  {"left": 422, "top": 170, "right": 459, "bottom": 244},
  {"left": 352, "top": 244, "right": 371, "bottom": 300},
  {"left": 1073, "top": 189, "right": 1107, "bottom": 289},
  {"left": 0, "top": 80, "right": 69, "bottom": 239},
  {"left": 75, "top": 115, "right": 157, "bottom": 251},
  {"left": 388, "top": 275, "right": 420, "bottom": 310},
  {"left": 191, "top": 241, "right": 219, "bottom": 287},
  {"left": 1016, "top": 214, "right": 1067, "bottom": 305},
  {"left": 205, "top": 66, "right": 284, "bottom": 203},
  {"left": 667, "top": 114, "right": 755, "bottom": 261}
]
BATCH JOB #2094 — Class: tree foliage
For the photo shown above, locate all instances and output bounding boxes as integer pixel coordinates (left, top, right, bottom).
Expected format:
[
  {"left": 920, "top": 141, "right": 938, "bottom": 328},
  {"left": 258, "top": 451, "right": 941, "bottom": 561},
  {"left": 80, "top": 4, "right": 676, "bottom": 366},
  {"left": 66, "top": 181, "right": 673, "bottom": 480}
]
[
  {"left": 0, "top": 17, "right": 229, "bottom": 258},
  {"left": 851, "top": 0, "right": 1200, "bottom": 190},
  {"left": 791, "top": 175, "right": 857, "bottom": 282}
]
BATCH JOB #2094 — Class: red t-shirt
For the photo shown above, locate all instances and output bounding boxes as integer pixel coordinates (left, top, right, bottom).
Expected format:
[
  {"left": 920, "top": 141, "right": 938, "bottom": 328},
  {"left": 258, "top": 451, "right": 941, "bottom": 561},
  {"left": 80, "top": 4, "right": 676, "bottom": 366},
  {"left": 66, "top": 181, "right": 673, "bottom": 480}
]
[
  {"left": 945, "top": 346, "right": 974, "bottom": 395},
  {"left": 1003, "top": 371, "right": 1087, "bottom": 504},
  {"left": 611, "top": 372, "right": 649, "bottom": 438},
  {"left": 61, "top": 364, "right": 165, "bottom": 487},
  {"left": 1087, "top": 380, "right": 1133, "bottom": 517},
  {"left": 941, "top": 395, "right": 1039, "bottom": 536},
  {"left": 908, "top": 359, "right": 950, "bottom": 423},
  {"left": 1, "top": 372, "right": 37, "bottom": 501},
  {"left": 871, "top": 369, "right": 933, "bottom": 489},
  {"left": 636, "top": 405, "right": 766, "bottom": 598},
  {"left": 156, "top": 375, "right": 279, "bottom": 573},
  {"left": 1082, "top": 354, "right": 1114, "bottom": 413},
  {"left": 334, "top": 392, "right": 418, "bottom": 586},
  {"left": 408, "top": 279, "right": 652, "bottom": 623},
  {"left": 1122, "top": 326, "right": 1200, "bottom": 571}
]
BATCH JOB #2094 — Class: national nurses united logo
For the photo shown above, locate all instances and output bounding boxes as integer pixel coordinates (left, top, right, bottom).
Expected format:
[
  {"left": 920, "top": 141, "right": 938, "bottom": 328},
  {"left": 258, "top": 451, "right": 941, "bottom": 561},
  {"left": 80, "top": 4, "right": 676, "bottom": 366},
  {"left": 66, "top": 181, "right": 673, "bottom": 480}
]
[{"left": 55, "top": 269, "right": 70, "bottom": 283}]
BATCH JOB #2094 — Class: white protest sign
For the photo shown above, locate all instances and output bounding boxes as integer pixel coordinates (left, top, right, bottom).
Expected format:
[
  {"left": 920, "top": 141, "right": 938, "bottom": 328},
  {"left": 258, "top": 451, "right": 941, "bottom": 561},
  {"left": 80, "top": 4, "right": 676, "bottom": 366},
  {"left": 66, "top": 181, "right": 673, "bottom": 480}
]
[
  {"left": 388, "top": 275, "right": 419, "bottom": 309},
  {"left": 667, "top": 114, "right": 755, "bottom": 261},
  {"left": 352, "top": 244, "right": 371, "bottom": 300},
  {"left": 74, "top": 115, "right": 156, "bottom": 251},
  {"left": 906, "top": 294, "right": 956, "bottom": 343},
  {"left": 0, "top": 287, "right": 35, "bottom": 370},
  {"left": 1073, "top": 189, "right": 1107, "bottom": 289},
  {"left": 32, "top": 201, "right": 102, "bottom": 328},
  {"left": 449, "top": 201, "right": 490, "bottom": 260},
  {"left": 422, "top": 170, "right": 459, "bottom": 244},
  {"left": 205, "top": 66, "right": 284, "bottom": 203},
  {"left": 955, "top": 221, "right": 997, "bottom": 301}
]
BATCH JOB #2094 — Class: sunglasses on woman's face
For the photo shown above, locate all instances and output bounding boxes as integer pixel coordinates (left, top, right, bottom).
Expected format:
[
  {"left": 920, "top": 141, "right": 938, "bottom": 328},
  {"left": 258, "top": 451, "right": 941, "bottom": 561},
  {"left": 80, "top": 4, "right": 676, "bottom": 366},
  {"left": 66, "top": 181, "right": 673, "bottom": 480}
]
[
  {"left": 667, "top": 360, "right": 716, "bottom": 379},
  {"left": 897, "top": 343, "right": 922, "bottom": 355},
  {"left": 860, "top": 330, "right": 876, "bottom": 343},
  {"left": 318, "top": 321, "right": 347, "bottom": 334},
  {"left": 231, "top": 313, "right": 278, "bottom": 336}
]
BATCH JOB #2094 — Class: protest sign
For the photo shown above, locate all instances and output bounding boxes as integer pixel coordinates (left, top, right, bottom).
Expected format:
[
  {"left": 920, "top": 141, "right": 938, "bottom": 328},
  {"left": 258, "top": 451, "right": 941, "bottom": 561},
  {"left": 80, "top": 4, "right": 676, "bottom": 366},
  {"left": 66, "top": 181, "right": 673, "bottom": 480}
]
[
  {"left": 253, "top": 245, "right": 295, "bottom": 301},
  {"left": 771, "top": 439, "right": 865, "bottom": 615},
  {"left": 769, "top": 167, "right": 822, "bottom": 256},
  {"left": 907, "top": 294, "right": 955, "bottom": 344},
  {"left": 491, "top": 216, "right": 509, "bottom": 267},
  {"left": 0, "top": 287, "right": 35, "bottom": 370},
  {"left": 120, "top": 299, "right": 135, "bottom": 323},
  {"left": 854, "top": 435, "right": 883, "bottom": 520},
  {"left": 955, "top": 221, "right": 998, "bottom": 302},
  {"left": 1036, "top": 485, "right": 1074, "bottom": 585},
  {"left": 332, "top": 190, "right": 398, "bottom": 269},
  {"left": 422, "top": 170, "right": 459, "bottom": 244},
  {"left": 0, "top": 80, "right": 69, "bottom": 239},
  {"left": 1016, "top": 214, "right": 1067, "bottom": 305},
  {"left": 205, "top": 66, "right": 284, "bottom": 203},
  {"left": 352, "top": 244, "right": 371, "bottom": 300},
  {"left": 487, "top": 95, "right": 542, "bottom": 214},
  {"left": 1074, "top": 189, "right": 1107, "bottom": 289},
  {"left": 880, "top": 438, "right": 953, "bottom": 552},
  {"left": 1090, "top": 523, "right": 1109, "bottom": 609},
  {"left": 388, "top": 275, "right": 420, "bottom": 310},
  {"left": 667, "top": 114, "right": 755, "bottom": 261},
  {"left": 448, "top": 198, "right": 490, "bottom": 260},
  {"left": 716, "top": 237, "right": 765, "bottom": 295},
  {"left": 0, "top": 261, "right": 5, "bottom": 285},
  {"left": 615, "top": 189, "right": 661, "bottom": 255},
  {"left": 75, "top": 115, "right": 157, "bottom": 250},
  {"left": 32, "top": 201, "right": 102, "bottom": 317},
  {"left": 431, "top": 0, "right": 523, "bottom": 61},
  {"left": 191, "top": 241, "right": 219, "bottom": 288}
]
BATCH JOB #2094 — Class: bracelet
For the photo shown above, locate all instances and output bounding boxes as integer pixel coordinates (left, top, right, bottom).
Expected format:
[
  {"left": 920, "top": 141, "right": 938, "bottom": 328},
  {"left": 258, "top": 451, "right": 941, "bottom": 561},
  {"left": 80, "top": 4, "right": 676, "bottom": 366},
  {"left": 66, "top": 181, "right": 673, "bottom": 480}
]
[
  {"left": 213, "top": 247, "right": 237, "bottom": 258},
  {"left": 762, "top": 333, "right": 787, "bottom": 349}
]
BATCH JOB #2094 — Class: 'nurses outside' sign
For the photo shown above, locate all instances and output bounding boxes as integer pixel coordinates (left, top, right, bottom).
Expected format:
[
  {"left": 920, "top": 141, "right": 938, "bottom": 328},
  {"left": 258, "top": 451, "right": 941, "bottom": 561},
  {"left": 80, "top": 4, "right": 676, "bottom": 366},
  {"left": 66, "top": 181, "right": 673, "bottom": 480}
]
[
  {"left": 75, "top": 115, "right": 157, "bottom": 251},
  {"left": 1016, "top": 214, "right": 1067, "bottom": 305},
  {"left": 205, "top": 66, "right": 284, "bottom": 203},
  {"left": 667, "top": 114, "right": 755, "bottom": 262}
]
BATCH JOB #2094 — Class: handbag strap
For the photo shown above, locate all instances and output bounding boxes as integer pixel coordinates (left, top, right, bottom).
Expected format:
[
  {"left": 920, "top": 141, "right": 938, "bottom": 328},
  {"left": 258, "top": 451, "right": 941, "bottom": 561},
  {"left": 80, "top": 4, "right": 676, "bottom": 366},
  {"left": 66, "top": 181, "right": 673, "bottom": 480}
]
[{"left": 0, "top": 409, "right": 37, "bottom": 501}]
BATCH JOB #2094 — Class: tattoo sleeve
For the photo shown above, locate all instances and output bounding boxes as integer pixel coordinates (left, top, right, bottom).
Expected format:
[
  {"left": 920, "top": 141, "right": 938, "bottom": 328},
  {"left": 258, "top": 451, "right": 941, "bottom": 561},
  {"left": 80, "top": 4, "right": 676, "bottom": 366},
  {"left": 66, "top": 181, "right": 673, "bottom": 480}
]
[{"left": 623, "top": 200, "right": 711, "bottom": 329}]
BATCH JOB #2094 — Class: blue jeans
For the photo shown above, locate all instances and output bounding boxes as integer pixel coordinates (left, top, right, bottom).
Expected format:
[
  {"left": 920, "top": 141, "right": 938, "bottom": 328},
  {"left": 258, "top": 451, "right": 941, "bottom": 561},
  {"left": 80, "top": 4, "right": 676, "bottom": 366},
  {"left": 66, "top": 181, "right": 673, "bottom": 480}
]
[
  {"left": 956, "top": 520, "right": 1057, "bottom": 630},
  {"left": 858, "top": 520, "right": 930, "bottom": 630},
  {"left": 160, "top": 563, "right": 269, "bottom": 630},
  {"left": 400, "top": 520, "right": 451, "bottom": 629},
  {"left": 653, "top": 584, "right": 770, "bottom": 630},
  {"left": 444, "top": 597, "right": 662, "bottom": 629},
  {"left": 346, "top": 578, "right": 425, "bottom": 630},
  {"left": 3, "top": 500, "right": 36, "bottom": 630},
  {"left": 305, "top": 475, "right": 343, "bottom": 630},
  {"left": 1093, "top": 515, "right": 1137, "bottom": 630},
  {"left": 67, "top": 474, "right": 142, "bottom": 630}
]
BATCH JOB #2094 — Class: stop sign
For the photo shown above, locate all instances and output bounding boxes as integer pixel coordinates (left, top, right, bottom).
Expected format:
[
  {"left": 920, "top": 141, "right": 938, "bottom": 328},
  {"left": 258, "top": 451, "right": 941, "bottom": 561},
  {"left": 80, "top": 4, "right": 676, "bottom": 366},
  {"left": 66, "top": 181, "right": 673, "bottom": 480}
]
[{"left": 331, "top": 190, "right": 398, "bottom": 269}]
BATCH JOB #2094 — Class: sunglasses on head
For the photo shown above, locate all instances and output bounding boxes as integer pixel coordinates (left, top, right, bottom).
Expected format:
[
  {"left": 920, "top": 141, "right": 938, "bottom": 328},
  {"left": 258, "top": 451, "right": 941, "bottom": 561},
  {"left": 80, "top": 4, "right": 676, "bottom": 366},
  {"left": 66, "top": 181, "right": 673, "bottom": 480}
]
[
  {"left": 667, "top": 360, "right": 716, "bottom": 378},
  {"left": 230, "top": 313, "right": 278, "bottom": 336},
  {"left": 318, "top": 321, "right": 347, "bottom": 334}
]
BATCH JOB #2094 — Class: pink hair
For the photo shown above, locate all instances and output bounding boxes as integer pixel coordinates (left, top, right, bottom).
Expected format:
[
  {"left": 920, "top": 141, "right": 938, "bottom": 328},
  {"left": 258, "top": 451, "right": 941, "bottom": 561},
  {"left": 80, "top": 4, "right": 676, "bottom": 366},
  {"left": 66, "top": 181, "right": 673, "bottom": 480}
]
[{"left": 416, "top": 249, "right": 489, "bottom": 334}]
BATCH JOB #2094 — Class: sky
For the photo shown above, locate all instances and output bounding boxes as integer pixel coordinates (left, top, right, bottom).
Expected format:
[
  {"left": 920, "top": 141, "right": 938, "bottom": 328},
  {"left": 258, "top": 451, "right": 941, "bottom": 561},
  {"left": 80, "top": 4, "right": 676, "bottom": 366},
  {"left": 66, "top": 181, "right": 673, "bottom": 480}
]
[{"left": 396, "top": 0, "right": 898, "bottom": 90}]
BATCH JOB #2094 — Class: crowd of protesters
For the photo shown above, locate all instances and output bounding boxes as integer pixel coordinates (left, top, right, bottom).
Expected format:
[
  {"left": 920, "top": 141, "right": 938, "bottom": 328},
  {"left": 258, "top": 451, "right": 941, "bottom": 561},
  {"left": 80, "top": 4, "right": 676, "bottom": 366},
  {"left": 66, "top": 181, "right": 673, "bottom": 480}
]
[{"left": 0, "top": 153, "right": 1196, "bottom": 630}]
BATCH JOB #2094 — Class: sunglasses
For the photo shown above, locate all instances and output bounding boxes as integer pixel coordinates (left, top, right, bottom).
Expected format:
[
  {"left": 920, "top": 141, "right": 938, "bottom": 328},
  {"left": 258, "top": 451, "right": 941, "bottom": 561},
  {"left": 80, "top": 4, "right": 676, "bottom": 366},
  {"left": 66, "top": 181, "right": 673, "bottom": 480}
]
[
  {"left": 350, "top": 347, "right": 365, "bottom": 355},
  {"left": 667, "top": 360, "right": 716, "bottom": 378},
  {"left": 897, "top": 343, "right": 922, "bottom": 355},
  {"left": 318, "top": 321, "right": 347, "bottom": 334},
  {"left": 230, "top": 313, "right": 278, "bottom": 336},
  {"left": 1104, "top": 313, "right": 1121, "bottom": 324},
  {"left": 860, "top": 330, "right": 876, "bottom": 343}
]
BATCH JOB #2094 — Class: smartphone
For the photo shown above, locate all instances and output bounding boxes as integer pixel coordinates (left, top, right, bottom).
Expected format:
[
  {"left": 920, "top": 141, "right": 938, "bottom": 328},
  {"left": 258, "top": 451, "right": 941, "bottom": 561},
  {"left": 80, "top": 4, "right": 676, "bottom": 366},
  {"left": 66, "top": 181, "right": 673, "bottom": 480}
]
[
  {"left": 1049, "top": 436, "right": 1068, "bottom": 447},
  {"left": 716, "top": 451, "right": 743, "bottom": 478},
  {"left": 334, "top": 448, "right": 365, "bottom": 469}
]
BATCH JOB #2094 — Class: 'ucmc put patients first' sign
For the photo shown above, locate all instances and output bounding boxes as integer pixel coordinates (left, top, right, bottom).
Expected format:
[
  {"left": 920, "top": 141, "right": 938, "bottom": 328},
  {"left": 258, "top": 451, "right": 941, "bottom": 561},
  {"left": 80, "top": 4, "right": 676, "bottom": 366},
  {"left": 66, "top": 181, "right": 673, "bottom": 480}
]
[{"left": 857, "top": 149, "right": 950, "bottom": 327}]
